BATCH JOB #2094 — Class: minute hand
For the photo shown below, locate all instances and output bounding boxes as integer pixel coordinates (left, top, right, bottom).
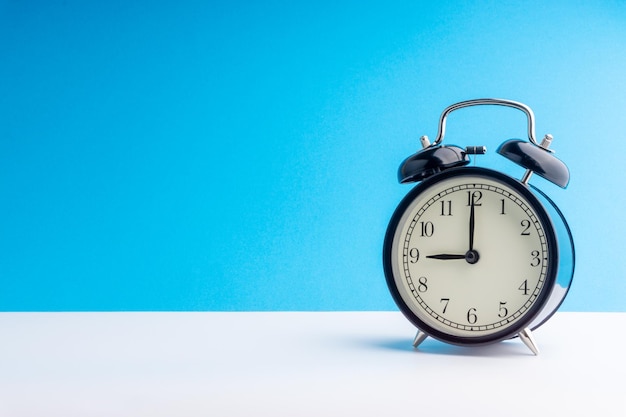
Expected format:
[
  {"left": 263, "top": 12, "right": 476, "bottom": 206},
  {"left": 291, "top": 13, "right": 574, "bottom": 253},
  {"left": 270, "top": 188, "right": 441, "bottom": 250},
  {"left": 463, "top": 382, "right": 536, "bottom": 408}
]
[{"left": 469, "top": 196, "right": 475, "bottom": 251}]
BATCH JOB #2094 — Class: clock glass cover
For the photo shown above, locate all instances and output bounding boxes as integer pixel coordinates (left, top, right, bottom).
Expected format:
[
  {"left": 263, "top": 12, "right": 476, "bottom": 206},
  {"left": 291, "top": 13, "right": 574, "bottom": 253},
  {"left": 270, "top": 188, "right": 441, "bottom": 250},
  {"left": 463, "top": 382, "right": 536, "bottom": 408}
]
[{"left": 384, "top": 167, "right": 558, "bottom": 345}]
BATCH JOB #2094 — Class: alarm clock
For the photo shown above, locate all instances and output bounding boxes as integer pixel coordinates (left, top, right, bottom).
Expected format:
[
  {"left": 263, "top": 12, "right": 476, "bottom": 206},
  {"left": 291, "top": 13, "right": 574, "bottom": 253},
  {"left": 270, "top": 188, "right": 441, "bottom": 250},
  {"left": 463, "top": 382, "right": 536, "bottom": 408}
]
[{"left": 382, "top": 99, "right": 574, "bottom": 355}]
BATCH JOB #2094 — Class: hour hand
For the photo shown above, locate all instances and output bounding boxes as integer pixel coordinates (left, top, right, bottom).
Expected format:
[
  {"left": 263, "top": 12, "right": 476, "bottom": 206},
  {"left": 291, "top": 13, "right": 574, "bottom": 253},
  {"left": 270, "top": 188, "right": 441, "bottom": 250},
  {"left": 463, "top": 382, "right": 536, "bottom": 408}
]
[{"left": 426, "top": 254, "right": 466, "bottom": 260}]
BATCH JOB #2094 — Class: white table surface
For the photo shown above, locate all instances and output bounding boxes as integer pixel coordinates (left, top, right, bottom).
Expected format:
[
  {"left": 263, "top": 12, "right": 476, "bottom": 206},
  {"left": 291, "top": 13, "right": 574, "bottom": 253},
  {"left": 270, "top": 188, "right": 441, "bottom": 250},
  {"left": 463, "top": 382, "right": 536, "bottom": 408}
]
[{"left": 0, "top": 311, "right": 623, "bottom": 416}]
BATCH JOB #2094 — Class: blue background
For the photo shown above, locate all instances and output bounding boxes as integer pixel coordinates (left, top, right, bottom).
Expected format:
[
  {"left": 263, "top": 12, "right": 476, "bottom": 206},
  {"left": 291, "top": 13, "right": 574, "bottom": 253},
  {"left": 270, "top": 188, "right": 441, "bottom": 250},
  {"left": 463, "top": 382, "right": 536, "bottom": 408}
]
[{"left": 1, "top": 1, "right": 625, "bottom": 311}]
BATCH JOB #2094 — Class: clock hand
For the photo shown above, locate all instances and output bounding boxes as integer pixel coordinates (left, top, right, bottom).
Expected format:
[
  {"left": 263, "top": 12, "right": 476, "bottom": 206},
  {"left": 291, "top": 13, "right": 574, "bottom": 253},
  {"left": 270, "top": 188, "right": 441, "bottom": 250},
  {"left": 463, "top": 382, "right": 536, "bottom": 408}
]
[
  {"left": 469, "top": 196, "right": 475, "bottom": 252},
  {"left": 426, "top": 254, "right": 466, "bottom": 260},
  {"left": 425, "top": 195, "right": 481, "bottom": 263},
  {"left": 465, "top": 194, "right": 480, "bottom": 264}
]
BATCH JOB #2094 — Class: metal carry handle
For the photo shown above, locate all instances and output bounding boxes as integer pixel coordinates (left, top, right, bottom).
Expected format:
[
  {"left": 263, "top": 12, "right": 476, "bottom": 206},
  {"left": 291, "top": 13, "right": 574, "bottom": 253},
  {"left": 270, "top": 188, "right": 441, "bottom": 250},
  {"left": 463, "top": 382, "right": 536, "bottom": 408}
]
[{"left": 431, "top": 98, "right": 539, "bottom": 147}]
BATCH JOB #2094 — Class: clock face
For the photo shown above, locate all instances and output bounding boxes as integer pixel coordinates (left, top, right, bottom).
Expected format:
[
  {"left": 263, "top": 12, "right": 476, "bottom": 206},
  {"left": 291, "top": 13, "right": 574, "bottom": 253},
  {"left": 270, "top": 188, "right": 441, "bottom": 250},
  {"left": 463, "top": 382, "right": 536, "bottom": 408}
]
[{"left": 384, "top": 167, "right": 558, "bottom": 344}]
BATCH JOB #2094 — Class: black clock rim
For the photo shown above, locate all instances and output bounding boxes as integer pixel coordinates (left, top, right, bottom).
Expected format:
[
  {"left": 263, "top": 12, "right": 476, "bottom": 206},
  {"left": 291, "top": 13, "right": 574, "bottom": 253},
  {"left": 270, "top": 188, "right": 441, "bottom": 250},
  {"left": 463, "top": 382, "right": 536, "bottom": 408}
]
[{"left": 382, "top": 166, "right": 559, "bottom": 346}]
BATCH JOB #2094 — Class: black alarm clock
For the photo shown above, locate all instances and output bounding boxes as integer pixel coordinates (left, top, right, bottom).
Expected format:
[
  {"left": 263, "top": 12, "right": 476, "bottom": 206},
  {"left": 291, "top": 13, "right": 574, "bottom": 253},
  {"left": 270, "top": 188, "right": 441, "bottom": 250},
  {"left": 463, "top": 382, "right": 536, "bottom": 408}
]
[{"left": 383, "top": 99, "right": 574, "bottom": 355}]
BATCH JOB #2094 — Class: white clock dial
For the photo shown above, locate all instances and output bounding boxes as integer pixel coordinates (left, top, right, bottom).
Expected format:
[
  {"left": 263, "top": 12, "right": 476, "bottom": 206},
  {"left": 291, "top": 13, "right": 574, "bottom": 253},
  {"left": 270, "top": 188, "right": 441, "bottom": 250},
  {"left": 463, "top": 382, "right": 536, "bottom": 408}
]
[{"left": 385, "top": 168, "right": 557, "bottom": 344}]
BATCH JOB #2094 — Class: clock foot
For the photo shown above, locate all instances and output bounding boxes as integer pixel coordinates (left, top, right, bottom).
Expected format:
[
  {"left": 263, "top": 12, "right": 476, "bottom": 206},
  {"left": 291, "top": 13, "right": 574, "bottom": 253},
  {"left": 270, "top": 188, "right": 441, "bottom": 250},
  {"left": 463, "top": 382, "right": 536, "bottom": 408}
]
[
  {"left": 519, "top": 327, "right": 540, "bottom": 355},
  {"left": 412, "top": 330, "right": 428, "bottom": 348}
]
